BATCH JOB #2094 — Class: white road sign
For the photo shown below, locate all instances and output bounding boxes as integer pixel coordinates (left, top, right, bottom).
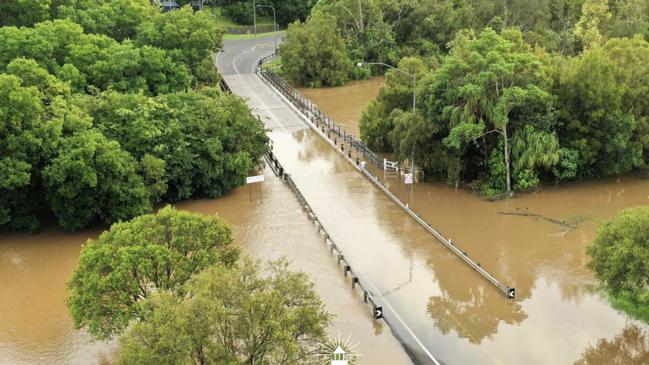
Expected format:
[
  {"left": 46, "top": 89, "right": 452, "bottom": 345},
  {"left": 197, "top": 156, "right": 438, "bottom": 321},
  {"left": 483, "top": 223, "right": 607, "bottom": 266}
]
[
  {"left": 404, "top": 173, "right": 413, "bottom": 185},
  {"left": 246, "top": 175, "right": 265, "bottom": 184}
]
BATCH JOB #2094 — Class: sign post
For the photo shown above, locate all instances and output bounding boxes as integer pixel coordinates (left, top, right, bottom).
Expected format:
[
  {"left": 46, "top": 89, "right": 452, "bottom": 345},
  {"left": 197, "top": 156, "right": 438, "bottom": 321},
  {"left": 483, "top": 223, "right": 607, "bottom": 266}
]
[
  {"left": 246, "top": 175, "right": 265, "bottom": 203},
  {"left": 246, "top": 175, "right": 265, "bottom": 184},
  {"left": 404, "top": 173, "right": 413, "bottom": 185}
]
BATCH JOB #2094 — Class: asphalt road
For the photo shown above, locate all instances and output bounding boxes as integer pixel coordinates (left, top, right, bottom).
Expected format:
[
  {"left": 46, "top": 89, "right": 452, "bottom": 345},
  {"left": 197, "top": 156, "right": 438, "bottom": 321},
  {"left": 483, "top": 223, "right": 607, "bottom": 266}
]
[
  {"left": 216, "top": 34, "right": 283, "bottom": 76},
  {"left": 216, "top": 36, "right": 417, "bottom": 365},
  {"left": 216, "top": 36, "right": 448, "bottom": 365}
]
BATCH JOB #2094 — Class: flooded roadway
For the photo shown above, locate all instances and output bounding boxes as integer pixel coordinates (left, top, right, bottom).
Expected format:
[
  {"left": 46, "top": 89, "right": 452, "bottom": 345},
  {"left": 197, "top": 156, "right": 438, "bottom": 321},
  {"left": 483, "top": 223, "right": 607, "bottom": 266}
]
[
  {"left": 2, "top": 34, "right": 648, "bottom": 365},
  {"left": 0, "top": 165, "right": 411, "bottom": 364},
  {"left": 219, "top": 35, "right": 649, "bottom": 364}
]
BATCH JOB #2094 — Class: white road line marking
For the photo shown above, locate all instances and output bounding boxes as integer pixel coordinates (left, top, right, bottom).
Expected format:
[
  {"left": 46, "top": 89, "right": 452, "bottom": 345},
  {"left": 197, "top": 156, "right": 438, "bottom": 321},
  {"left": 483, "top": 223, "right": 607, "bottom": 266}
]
[
  {"left": 232, "top": 50, "right": 292, "bottom": 133},
  {"left": 261, "top": 72, "right": 443, "bottom": 365}
]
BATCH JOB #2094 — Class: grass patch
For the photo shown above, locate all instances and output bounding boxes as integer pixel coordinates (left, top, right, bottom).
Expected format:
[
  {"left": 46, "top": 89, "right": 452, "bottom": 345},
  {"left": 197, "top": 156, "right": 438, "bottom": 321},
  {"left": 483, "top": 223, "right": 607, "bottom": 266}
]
[
  {"left": 262, "top": 57, "right": 284, "bottom": 76},
  {"left": 223, "top": 31, "right": 285, "bottom": 41},
  {"left": 610, "top": 292, "right": 649, "bottom": 324},
  {"left": 208, "top": 6, "right": 274, "bottom": 30}
]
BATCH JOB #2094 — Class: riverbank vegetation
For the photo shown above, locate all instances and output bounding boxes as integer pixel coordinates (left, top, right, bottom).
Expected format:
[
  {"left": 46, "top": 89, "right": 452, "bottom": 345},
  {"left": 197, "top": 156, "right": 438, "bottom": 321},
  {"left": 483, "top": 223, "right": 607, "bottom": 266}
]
[
  {"left": 0, "top": 1, "right": 268, "bottom": 232},
  {"left": 280, "top": 0, "right": 649, "bottom": 195},
  {"left": 588, "top": 206, "right": 649, "bottom": 324},
  {"left": 68, "top": 206, "right": 331, "bottom": 364}
]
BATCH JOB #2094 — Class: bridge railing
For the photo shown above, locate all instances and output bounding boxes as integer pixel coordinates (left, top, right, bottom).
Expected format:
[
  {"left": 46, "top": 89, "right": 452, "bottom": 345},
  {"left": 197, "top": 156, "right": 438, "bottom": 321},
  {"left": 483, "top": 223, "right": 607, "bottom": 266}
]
[
  {"left": 265, "top": 150, "right": 385, "bottom": 319},
  {"left": 258, "top": 55, "right": 383, "bottom": 168},
  {"left": 256, "top": 55, "right": 517, "bottom": 301}
]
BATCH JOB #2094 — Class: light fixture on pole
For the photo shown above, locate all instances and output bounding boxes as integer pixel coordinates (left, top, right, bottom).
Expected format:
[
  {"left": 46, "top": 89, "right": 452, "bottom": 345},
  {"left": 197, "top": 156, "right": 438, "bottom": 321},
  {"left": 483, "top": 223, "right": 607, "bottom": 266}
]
[{"left": 256, "top": 4, "right": 276, "bottom": 53}]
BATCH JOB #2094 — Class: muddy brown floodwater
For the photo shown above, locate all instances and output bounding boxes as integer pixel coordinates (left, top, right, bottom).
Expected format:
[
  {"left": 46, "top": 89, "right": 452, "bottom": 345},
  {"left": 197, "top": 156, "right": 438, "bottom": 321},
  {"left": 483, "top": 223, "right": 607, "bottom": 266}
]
[
  {"left": 281, "top": 81, "right": 649, "bottom": 364},
  {"left": 0, "top": 166, "right": 409, "bottom": 365},
  {"left": 298, "top": 76, "right": 384, "bottom": 137},
  {"left": 4, "top": 74, "right": 649, "bottom": 365}
]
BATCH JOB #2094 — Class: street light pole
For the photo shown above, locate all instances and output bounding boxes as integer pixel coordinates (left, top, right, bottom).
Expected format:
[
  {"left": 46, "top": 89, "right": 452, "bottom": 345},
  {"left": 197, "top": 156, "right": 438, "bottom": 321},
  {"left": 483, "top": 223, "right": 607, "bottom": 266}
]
[
  {"left": 358, "top": 62, "right": 418, "bottom": 205},
  {"left": 256, "top": 4, "right": 276, "bottom": 53}
]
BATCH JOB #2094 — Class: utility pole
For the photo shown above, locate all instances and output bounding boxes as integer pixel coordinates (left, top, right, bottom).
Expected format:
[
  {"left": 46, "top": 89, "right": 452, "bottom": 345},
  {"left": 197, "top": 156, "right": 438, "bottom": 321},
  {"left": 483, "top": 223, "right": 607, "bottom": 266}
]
[
  {"left": 357, "top": 62, "right": 418, "bottom": 206},
  {"left": 256, "top": 4, "right": 276, "bottom": 52},
  {"left": 253, "top": 0, "right": 257, "bottom": 37}
]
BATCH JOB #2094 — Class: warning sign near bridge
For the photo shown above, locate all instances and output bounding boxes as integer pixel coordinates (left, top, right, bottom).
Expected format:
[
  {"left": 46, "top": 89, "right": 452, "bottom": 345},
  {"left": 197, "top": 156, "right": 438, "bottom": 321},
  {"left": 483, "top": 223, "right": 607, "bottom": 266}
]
[
  {"left": 246, "top": 175, "right": 265, "bottom": 184},
  {"left": 404, "top": 173, "right": 413, "bottom": 185}
]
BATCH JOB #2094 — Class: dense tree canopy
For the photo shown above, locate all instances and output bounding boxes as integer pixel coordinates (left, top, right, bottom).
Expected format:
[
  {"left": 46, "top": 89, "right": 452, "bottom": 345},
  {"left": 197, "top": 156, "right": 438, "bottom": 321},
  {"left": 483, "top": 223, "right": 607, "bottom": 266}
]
[
  {"left": 215, "top": 0, "right": 316, "bottom": 27},
  {"left": 88, "top": 89, "right": 268, "bottom": 202},
  {"left": 0, "top": 1, "right": 269, "bottom": 232},
  {"left": 587, "top": 206, "right": 649, "bottom": 318},
  {"left": 359, "top": 57, "right": 427, "bottom": 152},
  {"left": 277, "top": 0, "right": 649, "bottom": 194},
  {"left": 136, "top": 6, "right": 223, "bottom": 83},
  {"left": 56, "top": 0, "right": 157, "bottom": 41},
  {"left": 280, "top": 11, "right": 351, "bottom": 87},
  {"left": 119, "top": 258, "right": 331, "bottom": 365},
  {"left": 68, "top": 206, "right": 239, "bottom": 339},
  {"left": 43, "top": 130, "right": 151, "bottom": 231},
  {"left": 559, "top": 35, "right": 649, "bottom": 178}
]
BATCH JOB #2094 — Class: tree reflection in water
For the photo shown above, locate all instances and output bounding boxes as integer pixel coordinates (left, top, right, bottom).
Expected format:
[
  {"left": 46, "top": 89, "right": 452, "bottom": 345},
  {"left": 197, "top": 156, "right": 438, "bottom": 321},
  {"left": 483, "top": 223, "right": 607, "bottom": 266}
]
[
  {"left": 574, "top": 323, "right": 649, "bottom": 365},
  {"left": 427, "top": 285, "right": 527, "bottom": 344}
]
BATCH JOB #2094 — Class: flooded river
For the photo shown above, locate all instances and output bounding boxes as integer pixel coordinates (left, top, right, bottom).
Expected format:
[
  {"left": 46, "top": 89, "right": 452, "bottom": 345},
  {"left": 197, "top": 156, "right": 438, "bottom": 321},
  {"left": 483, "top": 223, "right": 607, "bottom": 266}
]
[
  {"left": 298, "top": 76, "right": 384, "bottom": 137},
  {"left": 3, "top": 65, "right": 649, "bottom": 364},
  {"left": 0, "top": 166, "right": 409, "bottom": 364},
  {"left": 263, "top": 80, "right": 649, "bottom": 364}
]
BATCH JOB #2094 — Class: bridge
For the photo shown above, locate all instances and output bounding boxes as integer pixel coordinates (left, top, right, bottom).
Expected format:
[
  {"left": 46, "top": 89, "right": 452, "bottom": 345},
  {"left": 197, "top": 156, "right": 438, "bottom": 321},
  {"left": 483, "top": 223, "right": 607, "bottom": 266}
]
[{"left": 217, "top": 35, "right": 518, "bottom": 365}]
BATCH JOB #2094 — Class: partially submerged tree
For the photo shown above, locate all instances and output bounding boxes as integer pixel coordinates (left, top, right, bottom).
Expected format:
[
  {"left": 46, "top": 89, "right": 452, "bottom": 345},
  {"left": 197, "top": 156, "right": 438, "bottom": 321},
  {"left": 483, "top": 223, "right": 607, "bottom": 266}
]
[
  {"left": 119, "top": 258, "right": 331, "bottom": 365},
  {"left": 280, "top": 11, "right": 350, "bottom": 87},
  {"left": 422, "top": 28, "right": 558, "bottom": 193},
  {"left": 587, "top": 205, "right": 649, "bottom": 318},
  {"left": 67, "top": 206, "right": 238, "bottom": 339}
]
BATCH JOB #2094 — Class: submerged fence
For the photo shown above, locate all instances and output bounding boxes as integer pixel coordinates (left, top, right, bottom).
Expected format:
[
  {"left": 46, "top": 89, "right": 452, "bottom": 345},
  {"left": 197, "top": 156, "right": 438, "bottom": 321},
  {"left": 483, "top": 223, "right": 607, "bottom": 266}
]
[{"left": 257, "top": 54, "right": 516, "bottom": 300}]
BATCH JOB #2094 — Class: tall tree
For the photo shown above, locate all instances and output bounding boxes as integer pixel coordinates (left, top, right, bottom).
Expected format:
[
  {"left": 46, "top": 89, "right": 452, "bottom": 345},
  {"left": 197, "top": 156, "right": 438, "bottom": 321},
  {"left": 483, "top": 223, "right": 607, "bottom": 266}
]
[
  {"left": 574, "top": 0, "right": 612, "bottom": 49},
  {"left": 67, "top": 206, "right": 239, "bottom": 339},
  {"left": 119, "top": 258, "right": 331, "bottom": 365},
  {"left": 587, "top": 205, "right": 649, "bottom": 317},
  {"left": 280, "top": 11, "right": 350, "bottom": 87},
  {"left": 422, "top": 28, "right": 557, "bottom": 193}
]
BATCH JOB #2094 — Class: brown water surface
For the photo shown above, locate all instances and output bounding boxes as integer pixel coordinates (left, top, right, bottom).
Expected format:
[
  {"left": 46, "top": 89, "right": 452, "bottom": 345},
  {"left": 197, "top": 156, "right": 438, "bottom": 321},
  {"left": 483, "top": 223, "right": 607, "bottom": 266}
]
[
  {"left": 298, "top": 76, "right": 384, "bottom": 137},
  {"left": 0, "top": 166, "right": 410, "bottom": 365},
  {"left": 263, "top": 78, "right": 649, "bottom": 364},
  {"left": 0, "top": 226, "right": 116, "bottom": 364},
  {"left": 4, "top": 70, "right": 649, "bottom": 365}
]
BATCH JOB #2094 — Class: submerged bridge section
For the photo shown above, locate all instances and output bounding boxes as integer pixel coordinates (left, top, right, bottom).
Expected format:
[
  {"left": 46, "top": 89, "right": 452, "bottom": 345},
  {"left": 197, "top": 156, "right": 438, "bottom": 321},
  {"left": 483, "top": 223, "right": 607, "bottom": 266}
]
[
  {"left": 217, "top": 36, "right": 521, "bottom": 365},
  {"left": 257, "top": 55, "right": 516, "bottom": 301}
]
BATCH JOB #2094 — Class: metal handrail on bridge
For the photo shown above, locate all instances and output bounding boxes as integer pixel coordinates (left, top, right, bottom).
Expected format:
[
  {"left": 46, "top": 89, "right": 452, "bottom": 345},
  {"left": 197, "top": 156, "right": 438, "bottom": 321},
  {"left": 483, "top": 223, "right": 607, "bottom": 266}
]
[
  {"left": 256, "top": 55, "right": 516, "bottom": 300},
  {"left": 265, "top": 150, "right": 384, "bottom": 319}
]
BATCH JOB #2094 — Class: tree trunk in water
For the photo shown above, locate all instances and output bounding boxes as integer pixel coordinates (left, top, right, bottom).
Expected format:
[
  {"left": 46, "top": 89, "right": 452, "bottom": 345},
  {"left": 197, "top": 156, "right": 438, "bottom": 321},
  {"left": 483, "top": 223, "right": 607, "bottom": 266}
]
[{"left": 503, "top": 125, "right": 512, "bottom": 195}]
